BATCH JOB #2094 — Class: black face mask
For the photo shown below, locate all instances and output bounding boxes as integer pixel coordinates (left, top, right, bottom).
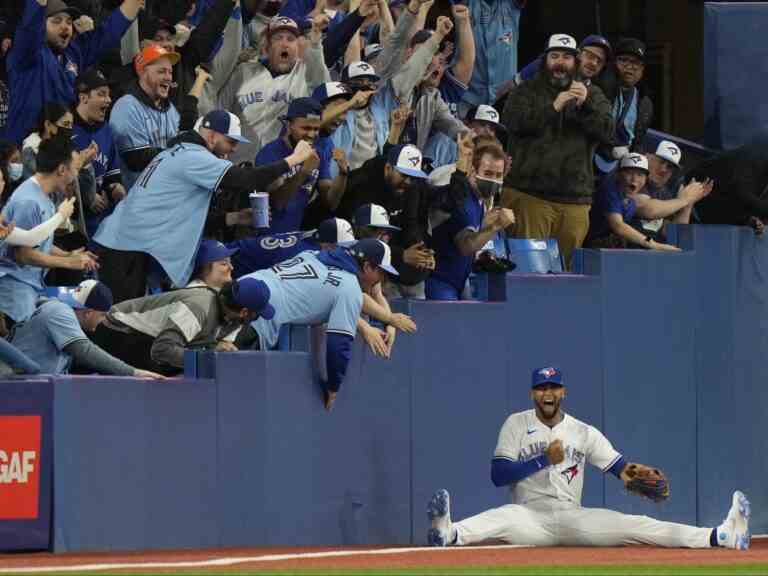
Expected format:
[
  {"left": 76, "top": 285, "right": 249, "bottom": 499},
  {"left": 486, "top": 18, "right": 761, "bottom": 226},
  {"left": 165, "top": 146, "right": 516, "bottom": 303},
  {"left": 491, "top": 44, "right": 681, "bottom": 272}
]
[
  {"left": 56, "top": 127, "right": 74, "bottom": 142},
  {"left": 475, "top": 177, "right": 503, "bottom": 199}
]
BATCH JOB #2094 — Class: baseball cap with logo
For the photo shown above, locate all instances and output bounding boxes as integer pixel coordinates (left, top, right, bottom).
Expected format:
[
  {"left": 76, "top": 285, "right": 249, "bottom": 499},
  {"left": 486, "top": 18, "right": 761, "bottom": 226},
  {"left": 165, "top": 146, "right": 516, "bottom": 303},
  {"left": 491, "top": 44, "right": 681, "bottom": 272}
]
[
  {"left": 314, "top": 218, "right": 356, "bottom": 244},
  {"left": 353, "top": 204, "right": 401, "bottom": 232},
  {"left": 196, "top": 239, "right": 239, "bottom": 268},
  {"left": 56, "top": 280, "right": 113, "bottom": 312},
  {"left": 134, "top": 44, "right": 180, "bottom": 74},
  {"left": 197, "top": 110, "right": 251, "bottom": 143},
  {"left": 615, "top": 38, "right": 646, "bottom": 62},
  {"left": 75, "top": 68, "right": 109, "bottom": 94},
  {"left": 654, "top": 140, "right": 682, "bottom": 167},
  {"left": 580, "top": 34, "right": 612, "bottom": 58},
  {"left": 386, "top": 144, "right": 428, "bottom": 179},
  {"left": 283, "top": 97, "right": 323, "bottom": 121},
  {"left": 531, "top": 366, "right": 563, "bottom": 388},
  {"left": 348, "top": 238, "right": 399, "bottom": 276},
  {"left": 619, "top": 152, "right": 649, "bottom": 172},
  {"left": 465, "top": 104, "right": 508, "bottom": 136},
  {"left": 341, "top": 61, "right": 380, "bottom": 83},
  {"left": 311, "top": 82, "right": 353, "bottom": 104},
  {"left": 544, "top": 34, "right": 579, "bottom": 56},
  {"left": 231, "top": 278, "right": 276, "bottom": 319},
  {"left": 268, "top": 16, "right": 301, "bottom": 37},
  {"left": 46, "top": 0, "right": 81, "bottom": 19}
]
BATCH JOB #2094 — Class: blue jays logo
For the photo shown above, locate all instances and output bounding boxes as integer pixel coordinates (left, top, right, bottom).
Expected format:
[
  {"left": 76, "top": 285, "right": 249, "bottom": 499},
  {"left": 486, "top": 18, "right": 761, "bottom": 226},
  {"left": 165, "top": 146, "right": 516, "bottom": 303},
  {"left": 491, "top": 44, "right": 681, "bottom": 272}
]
[
  {"left": 628, "top": 155, "right": 643, "bottom": 165},
  {"left": 498, "top": 32, "right": 515, "bottom": 46},
  {"left": 407, "top": 155, "right": 421, "bottom": 167},
  {"left": 65, "top": 60, "right": 79, "bottom": 76},
  {"left": 559, "top": 38, "right": 572, "bottom": 46},
  {"left": 272, "top": 16, "right": 295, "bottom": 28},
  {"left": 356, "top": 62, "right": 372, "bottom": 73},
  {"left": 561, "top": 464, "right": 579, "bottom": 484},
  {"left": 539, "top": 367, "right": 557, "bottom": 379},
  {"left": 667, "top": 148, "right": 679, "bottom": 157},
  {"left": 484, "top": 109, "right": 498, "bottom": 121}
]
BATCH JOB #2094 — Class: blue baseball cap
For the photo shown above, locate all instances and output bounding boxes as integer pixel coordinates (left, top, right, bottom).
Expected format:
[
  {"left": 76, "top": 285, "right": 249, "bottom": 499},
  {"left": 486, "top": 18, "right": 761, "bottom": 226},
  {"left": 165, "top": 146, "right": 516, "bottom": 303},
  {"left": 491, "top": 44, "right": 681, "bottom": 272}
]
[
  {"left": 314, "top": 217, "right": 355, "bottom": 244},
  {"left": 284, "top": 97, "right": 323, "bottom": 121},
  {"left": 312, "top": 82, "right": 353, "bottom": 104},
  {"left": 354, "top": 204, "right": 401, "bottom": 231},
  {"left": 196, "top": 239, "right": 238, "bottom": 268},
  {"left": 386, "top": 144, "right": 428, "bottom": 179},
  {"left": 56, "top": 280, "right": 113, "bottom": 312},
  {"left": 198, "top": 110, "right": 250, "bottom": 143},
  {"left": 347, "top": 238, "right": 399, "bottom": 276},
  {"left": 232, "top": 278, "right": 275, "bottom": 320},
  {"left": 531, "top": 366, "right": 563, "bottom": 388},
  {"left": 580, "top": 34, "right": 612, "bottom": 57}
]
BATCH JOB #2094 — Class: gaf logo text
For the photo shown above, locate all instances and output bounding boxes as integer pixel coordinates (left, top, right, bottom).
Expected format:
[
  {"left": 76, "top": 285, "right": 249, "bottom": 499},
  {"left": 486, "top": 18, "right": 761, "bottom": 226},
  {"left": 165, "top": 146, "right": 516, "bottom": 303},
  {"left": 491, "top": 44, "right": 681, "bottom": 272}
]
[
  {"left": 0, "top": 450, "right": 36, "bottom": 484},
  {"left": 0, "top": 415, "right": 42, "bottom": 519}
]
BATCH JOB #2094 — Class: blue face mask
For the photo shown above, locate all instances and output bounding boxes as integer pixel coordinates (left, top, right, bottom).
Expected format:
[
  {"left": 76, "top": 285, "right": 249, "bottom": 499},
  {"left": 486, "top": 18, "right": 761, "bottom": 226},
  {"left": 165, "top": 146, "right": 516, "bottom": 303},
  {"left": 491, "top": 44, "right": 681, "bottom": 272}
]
[{"left": 8, "top": 163, "right": 23, "bottom": 182}]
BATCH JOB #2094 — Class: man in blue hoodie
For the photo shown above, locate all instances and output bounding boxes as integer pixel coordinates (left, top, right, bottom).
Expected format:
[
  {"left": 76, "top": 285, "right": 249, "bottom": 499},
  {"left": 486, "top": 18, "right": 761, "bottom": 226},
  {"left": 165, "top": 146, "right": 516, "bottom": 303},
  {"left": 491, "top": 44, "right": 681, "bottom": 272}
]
[{"left": 4, "top": 0, "right": 143, "bottom": 145}]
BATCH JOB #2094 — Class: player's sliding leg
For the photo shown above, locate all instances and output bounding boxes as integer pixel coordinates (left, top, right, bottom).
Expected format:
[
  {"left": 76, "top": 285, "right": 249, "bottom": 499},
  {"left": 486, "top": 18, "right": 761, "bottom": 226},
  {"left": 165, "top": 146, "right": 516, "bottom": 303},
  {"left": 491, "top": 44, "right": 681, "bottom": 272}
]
[
  {"left": 556, "top": 491, "right": 750, "bottom": 549},
  {"left": 427, "top": 489, "right": 555, "bottom": 546}
]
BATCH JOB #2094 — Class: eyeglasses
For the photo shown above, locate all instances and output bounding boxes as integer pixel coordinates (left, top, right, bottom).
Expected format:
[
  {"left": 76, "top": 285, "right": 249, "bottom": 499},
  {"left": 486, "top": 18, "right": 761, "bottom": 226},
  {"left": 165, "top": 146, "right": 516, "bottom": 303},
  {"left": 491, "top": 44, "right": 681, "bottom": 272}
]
[{"left": 616, "top": 56, "right": 644, "bottom": 69}]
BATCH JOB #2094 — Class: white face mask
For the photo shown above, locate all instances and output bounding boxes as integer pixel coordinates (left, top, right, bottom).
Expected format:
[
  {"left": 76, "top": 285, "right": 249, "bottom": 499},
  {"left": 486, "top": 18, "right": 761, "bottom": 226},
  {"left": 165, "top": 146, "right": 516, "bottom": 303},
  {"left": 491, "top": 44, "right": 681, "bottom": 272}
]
[{"left": 8, "top": 163, "right": 23, "bottom": 182}]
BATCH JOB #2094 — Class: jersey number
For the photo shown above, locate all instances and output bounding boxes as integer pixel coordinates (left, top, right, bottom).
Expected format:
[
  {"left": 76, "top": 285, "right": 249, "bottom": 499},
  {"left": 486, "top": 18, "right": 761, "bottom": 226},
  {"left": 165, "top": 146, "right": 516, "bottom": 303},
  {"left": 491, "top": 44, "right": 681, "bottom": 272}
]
[
  {"left": 272, "top": 256, "right": 318, "bottom": 280},
  {"left": 137, "top": 156, "right": 164, "bottom": 188},
  {"left": 260, "top": 235, "right": 299, "bottom": 250}
]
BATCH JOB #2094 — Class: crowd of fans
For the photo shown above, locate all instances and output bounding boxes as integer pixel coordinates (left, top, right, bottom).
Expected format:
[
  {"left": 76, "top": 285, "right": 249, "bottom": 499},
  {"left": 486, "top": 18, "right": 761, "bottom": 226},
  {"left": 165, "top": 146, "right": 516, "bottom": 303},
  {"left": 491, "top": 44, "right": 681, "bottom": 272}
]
[{"left": 0, "top": 0, "right": 754, "bottom": 408}]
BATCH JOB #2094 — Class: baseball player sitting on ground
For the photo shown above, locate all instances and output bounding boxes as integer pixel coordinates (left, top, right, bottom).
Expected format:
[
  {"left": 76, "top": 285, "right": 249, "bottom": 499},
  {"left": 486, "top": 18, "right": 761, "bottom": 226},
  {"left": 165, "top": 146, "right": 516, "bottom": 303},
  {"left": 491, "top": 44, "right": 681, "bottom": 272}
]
[{"left": 427, "top": 366, "right": 751, "bottom": 550}]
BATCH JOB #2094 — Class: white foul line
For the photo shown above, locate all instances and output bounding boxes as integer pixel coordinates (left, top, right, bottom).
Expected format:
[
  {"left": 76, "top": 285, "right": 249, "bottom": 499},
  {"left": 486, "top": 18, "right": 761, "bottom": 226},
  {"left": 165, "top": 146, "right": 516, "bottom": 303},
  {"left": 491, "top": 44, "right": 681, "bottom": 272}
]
[{"left": 0, "top": 544, "right": 532, "bottom": 574}]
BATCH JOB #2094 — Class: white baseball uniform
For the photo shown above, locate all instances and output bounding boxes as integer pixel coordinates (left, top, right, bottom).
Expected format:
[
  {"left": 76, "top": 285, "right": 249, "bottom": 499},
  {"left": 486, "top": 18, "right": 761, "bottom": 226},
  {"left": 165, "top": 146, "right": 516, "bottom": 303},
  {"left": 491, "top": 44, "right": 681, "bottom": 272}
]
[
  {"left": 217, "top": 44, "right": 330, "bottom": 163},
  {"left": 453, "top": 409, "right": 712, "bottom": 548}
]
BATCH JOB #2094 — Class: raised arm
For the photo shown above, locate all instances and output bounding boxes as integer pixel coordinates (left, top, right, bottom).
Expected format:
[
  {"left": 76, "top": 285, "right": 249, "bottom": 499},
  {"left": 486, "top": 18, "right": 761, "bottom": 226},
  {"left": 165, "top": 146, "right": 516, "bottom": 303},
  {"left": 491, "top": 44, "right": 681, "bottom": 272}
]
[
  {"left": 449, "top": 4, "right": 474, "bottom": 86},
  {"left": 7, "top": 0, "right": 46, "bottom": 70}
]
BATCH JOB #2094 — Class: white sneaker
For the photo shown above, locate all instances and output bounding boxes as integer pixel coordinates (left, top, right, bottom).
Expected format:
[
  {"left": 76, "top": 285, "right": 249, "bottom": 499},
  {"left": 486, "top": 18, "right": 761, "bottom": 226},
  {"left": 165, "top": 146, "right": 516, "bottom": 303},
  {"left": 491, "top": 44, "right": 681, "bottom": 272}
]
[
  {"left": 427, "top": 489, "right": 454, "bottom": 546},
  {"left": 717, "top": 490, "right": 751, "bottom": 550}
]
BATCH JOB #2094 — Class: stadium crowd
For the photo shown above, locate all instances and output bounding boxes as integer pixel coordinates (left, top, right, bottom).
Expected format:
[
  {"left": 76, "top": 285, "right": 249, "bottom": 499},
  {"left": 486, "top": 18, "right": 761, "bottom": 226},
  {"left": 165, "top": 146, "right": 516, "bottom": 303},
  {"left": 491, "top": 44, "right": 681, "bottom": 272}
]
[{"left": 0, "top": 0, "right": 761, "bottom": 408}]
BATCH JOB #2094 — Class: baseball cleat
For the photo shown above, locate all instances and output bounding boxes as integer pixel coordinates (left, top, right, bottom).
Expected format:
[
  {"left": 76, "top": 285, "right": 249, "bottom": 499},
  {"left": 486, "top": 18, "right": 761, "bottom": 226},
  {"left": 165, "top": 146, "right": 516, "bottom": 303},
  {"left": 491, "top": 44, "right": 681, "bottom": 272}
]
[
  {"left": 427, "top": 489, "right": 454, "bottom": 546},
  {"left": 717, "top": 490, "right": 751, "bottom": 550}
]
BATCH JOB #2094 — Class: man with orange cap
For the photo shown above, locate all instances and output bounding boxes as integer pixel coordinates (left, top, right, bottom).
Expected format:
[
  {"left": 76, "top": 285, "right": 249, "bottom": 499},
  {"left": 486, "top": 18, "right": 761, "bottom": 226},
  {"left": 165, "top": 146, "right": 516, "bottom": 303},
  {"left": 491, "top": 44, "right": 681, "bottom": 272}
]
[{"left": 109, "top": 44, "right": 209, "bottom": 189}]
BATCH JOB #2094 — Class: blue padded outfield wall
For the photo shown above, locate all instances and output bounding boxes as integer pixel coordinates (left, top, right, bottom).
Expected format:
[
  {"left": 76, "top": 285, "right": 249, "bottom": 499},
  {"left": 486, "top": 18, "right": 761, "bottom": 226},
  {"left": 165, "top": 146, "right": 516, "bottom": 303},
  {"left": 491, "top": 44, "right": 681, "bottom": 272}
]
[
  {"left": 0, "top": 225, "right": 767, "bottom": 552},
  {"left": 704, "top": 2, "right": 768, "bottom": 149}
]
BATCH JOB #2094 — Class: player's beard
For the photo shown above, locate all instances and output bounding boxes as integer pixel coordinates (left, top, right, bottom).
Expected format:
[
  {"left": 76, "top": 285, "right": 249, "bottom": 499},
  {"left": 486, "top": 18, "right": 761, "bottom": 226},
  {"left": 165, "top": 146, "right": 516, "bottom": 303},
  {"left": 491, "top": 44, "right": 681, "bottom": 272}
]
[{"left": 546, "top": 64, "right": 574, "bottom": 90}]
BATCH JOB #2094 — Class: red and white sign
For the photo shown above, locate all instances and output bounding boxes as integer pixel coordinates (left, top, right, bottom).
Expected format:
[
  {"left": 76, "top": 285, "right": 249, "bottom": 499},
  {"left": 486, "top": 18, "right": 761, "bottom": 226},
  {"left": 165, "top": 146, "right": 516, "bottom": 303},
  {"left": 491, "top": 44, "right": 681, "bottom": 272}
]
[{"left": 0, "top": 416, "right": 41, "bottom": 519}]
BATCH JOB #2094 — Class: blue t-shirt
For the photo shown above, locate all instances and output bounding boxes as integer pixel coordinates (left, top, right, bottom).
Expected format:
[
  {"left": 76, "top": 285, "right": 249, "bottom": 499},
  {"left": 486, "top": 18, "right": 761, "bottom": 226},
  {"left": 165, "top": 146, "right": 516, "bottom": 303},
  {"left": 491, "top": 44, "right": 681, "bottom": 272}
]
[
  {"left": 429, "top": 187, "right": 485, "bottom": 292},
  {"left": 241, "top": 250, "right": 362, "bottom": 350},
  {"left": 229, "top": 231, "right": 320, "bottom": 278},
  {"left": 73, "top": 120, "right": 122, "bottom": 237},
  {"left": 588, "top": 176, "right": 638, "bottom": 240},
  {"left": 109, "top": 94, "right": 181, "bottom": 190},
  {"left": 94, "top": 141, "right": 232, "bottom": 287},
  {"left": 464, "top": 0, "right": 524, "bottom": 107},
  {"left": 255, "top": 137, "right": 331, "bottom": 233},
  {"left": 11, "top": 299, "right": 86, "bottom": 374}
]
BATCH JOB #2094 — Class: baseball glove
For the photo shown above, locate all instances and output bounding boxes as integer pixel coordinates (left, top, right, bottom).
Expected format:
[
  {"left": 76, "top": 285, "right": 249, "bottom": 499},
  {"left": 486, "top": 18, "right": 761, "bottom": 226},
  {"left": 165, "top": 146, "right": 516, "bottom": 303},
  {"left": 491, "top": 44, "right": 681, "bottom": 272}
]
[{"left": 623, "top": 463, "right": 670, "bottom": 502}]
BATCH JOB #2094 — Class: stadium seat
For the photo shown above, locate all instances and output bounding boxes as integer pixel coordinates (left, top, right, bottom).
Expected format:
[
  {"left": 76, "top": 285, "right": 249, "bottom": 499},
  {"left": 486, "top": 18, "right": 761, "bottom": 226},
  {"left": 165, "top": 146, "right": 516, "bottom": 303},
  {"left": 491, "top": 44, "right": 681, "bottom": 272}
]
[{"left": 504, "top": 238, "right": 564, "bottom": 273}]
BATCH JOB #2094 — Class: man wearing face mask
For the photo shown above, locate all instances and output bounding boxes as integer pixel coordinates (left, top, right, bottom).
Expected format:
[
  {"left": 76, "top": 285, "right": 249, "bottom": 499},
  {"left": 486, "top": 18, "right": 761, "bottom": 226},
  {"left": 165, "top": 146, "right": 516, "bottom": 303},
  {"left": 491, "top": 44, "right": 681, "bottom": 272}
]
[
  {"left": 501, "top": 34, "right": 613, "bottom": 270},
  {"left": 427, "top": 133, "right": 514, "bottom": 301},
  {"left": 4, "top": 0, "right": 143, "bottom": 145}
]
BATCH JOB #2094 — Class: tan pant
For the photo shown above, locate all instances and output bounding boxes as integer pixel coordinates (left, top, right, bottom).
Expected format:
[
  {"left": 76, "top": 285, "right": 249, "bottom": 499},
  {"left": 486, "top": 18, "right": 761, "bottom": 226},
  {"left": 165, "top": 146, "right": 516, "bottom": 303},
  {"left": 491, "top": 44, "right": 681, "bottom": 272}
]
[{"left": 501, "top": 187, "right": 591, "bottom": 270}]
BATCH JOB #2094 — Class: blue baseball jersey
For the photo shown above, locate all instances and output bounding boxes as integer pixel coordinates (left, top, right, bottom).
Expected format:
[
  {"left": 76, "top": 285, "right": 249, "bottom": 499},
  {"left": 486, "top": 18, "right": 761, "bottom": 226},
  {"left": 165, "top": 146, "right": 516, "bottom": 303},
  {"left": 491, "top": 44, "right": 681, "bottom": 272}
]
[
  {"left": 0, "top": 177, "right": 55, "bottom": 320},
  {"left": 73, "top": 120, "right": 122, "bottom": 237},
  {"left": 429, "top": 190, "right": 485, "bottom": 293},
  {"left": 241, "top": 250, "right": 362, "bottom": 350},
  {"left": 587, "top": 176, "right": 638, "bottom": 241},
  {"left": 464, "top": 0, "right": 524, "bottom": 107},
  {"left": 255, "top": 137, "right": 330, "bottom": 233},
  {"left": 11, "top": 299, "right": 87, "bottom": 374},
  {"left": 229, "top": 231, "right": 320, "bottom": 278},
  {"left": 94, "top": 141, "right": 232, "bottom": 287},
  {"left": 109, "top": 94, "right": 181, "bottom": 190}
]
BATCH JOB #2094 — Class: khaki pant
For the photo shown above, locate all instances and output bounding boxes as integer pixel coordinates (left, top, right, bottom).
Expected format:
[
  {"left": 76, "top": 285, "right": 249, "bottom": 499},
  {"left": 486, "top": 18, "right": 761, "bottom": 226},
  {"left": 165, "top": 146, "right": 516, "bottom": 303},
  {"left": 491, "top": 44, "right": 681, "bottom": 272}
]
[{"left": 501, "top": 187, "right": 590, "bottom": 270}]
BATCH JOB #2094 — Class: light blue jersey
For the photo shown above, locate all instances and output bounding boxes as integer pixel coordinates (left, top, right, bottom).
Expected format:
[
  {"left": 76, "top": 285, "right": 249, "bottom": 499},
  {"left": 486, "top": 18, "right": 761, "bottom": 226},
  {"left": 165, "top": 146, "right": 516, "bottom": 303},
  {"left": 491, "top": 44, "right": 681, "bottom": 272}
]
[
  {"left": 0, "top": 177, "right": 56, "bottom": 320},
  {"left": 464, "top": 0, "right": 524, "bottom": 108},
  {"left": 241, "top": 250, "right": 362, "bottom": 350},
  {"left": 109, "top": 94, "right": 181, "bottom": 190},
  {"left": 93, "top": 141, "right": 232, "bottom": 287},
  {"left": 11, "top": 299, "right": 86, "bottom": 374}
]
